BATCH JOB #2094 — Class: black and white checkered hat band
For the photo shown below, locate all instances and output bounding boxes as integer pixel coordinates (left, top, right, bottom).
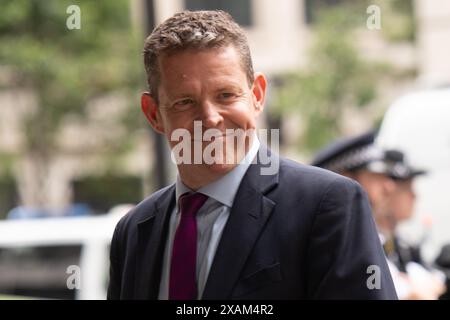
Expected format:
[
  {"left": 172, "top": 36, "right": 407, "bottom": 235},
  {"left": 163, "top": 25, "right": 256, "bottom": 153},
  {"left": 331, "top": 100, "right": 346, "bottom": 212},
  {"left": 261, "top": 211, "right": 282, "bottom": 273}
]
[{"left": 324, "top": 145, "right": 384, "bottom": 173}]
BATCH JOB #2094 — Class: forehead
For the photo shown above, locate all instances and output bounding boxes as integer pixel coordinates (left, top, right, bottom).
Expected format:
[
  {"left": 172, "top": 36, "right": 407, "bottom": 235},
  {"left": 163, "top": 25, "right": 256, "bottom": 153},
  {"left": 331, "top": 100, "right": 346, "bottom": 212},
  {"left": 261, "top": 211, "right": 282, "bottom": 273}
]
[{"left": 157, "top": 45, "right": 247, "bottom": 84}]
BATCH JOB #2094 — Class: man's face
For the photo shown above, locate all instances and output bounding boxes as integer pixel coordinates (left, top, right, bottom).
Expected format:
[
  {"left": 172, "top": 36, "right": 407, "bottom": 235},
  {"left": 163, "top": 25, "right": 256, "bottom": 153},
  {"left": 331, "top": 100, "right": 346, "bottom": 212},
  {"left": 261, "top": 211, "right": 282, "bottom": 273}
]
[
  {"left": 141, "top": 45, "right": 266, "bottom": 182},
  {"left": 347, "top": 170, "right": 395, "bottom": 215},
  {"left": 389, "top": 178, "right": 416, "bottom": 222},
  {"left": 349, "top": 170, "right": 416, "bottom": 229}
]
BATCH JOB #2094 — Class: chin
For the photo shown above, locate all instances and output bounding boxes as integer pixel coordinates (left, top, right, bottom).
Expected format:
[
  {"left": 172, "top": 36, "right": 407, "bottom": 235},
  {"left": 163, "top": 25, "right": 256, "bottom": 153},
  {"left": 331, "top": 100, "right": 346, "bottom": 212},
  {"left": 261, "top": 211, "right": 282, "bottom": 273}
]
[{"left": 206, "top": 162, "right": 237, "bottom": 174}]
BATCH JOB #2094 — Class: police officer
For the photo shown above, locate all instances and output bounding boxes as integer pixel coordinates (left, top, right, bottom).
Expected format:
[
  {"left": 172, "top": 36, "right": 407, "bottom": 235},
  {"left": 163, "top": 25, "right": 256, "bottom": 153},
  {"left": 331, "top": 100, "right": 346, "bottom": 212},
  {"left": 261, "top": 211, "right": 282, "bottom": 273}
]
[{"left": 311, "top": 130, "right": 446, "bottom": 299}]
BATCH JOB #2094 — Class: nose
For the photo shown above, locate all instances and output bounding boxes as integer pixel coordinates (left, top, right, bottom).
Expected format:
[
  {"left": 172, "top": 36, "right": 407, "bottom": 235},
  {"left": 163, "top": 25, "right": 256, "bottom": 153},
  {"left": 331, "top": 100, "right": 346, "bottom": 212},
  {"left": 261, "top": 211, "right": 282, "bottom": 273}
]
[{"left": 199, "top": 99, "right": 223, "bottom": 129}]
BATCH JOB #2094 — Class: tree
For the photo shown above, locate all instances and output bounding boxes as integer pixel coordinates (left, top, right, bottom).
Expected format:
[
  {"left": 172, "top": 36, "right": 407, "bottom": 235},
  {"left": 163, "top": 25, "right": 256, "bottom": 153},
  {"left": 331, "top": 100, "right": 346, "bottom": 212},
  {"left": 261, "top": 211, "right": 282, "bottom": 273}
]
[
  {"left": 0, "top": 0, "right": 143, "bottom": 209},
  {"left": 272, "top": 5, "right": 388, "bottom": 153}
]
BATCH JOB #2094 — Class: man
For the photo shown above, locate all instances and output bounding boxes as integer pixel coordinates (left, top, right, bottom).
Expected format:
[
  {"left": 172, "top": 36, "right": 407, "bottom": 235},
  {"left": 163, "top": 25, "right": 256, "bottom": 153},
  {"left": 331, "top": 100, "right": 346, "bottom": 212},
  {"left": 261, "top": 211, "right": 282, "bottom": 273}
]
[
  {"left": 311, "top": 130, "right": 445, "bottom": 299},
  {"left": 107, "top": 10, "right": 396, "bottom": 300},
  {"left": 311, "top": 131, "right": 412, "bottom": 241}
]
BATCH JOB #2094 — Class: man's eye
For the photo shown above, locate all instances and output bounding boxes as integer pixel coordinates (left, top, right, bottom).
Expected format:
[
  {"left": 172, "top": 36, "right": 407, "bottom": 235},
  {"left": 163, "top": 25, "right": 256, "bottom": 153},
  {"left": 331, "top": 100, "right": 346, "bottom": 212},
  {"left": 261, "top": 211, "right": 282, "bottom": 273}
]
[
  {"left": 218, "top": 92, "right": 236, "bottom": 99},
  {"left": 173, "top": 99, "right": 194, "bottom": 107}
]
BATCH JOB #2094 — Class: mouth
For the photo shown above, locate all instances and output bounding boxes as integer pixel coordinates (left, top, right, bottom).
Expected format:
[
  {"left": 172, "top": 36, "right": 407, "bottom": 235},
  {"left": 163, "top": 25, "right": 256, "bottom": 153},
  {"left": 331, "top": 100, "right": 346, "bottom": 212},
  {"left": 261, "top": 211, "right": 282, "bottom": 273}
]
[{"left": 191, "top": 132, "right": 250, "bottom": 142}]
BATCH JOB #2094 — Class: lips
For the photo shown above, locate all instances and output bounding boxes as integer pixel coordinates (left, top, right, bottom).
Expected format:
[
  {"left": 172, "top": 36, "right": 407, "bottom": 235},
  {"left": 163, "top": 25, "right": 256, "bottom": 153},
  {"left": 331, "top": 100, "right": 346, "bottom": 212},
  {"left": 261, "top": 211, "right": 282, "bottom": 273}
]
[{"left": 191, "top": 134, "right": 237, "bottom": 142}]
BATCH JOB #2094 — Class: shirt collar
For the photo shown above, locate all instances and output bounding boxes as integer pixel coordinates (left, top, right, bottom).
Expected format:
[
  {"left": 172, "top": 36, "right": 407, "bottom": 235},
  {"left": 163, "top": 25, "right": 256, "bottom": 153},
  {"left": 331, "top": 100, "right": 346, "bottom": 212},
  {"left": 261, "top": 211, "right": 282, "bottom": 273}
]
[{"left": 176, "top": 134, "right": 260, "bottom": 208}]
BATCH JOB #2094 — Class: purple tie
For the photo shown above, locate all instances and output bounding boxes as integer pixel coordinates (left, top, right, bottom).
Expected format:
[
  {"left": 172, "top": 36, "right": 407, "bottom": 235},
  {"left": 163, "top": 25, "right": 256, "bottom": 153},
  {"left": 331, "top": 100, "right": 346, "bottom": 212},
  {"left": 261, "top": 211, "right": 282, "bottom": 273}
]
[{"left": 169, "top": 192, "right": 208, "bottom": 300}]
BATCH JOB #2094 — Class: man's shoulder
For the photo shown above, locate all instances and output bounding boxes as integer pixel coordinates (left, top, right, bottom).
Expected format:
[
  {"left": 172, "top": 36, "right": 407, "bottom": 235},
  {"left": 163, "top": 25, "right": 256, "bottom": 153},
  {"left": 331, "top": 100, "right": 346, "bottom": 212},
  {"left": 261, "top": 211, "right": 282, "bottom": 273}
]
[
  {"left": 114, "top": 183, "right": 175, "bottom": 233},
  {"left": 272, "top": 155, "right": 369, "bottom": 207},
  {"left": 278, "top": 156, "right": 357, "bottom": 191}
]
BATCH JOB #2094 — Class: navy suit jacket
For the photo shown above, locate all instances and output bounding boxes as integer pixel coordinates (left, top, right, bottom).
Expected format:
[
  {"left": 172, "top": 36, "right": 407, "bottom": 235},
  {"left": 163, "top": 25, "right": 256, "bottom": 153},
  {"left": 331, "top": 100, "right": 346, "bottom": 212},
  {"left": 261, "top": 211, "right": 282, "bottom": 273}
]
[{"left": 107, "top": 148, "right": 398, "bottom": 299}]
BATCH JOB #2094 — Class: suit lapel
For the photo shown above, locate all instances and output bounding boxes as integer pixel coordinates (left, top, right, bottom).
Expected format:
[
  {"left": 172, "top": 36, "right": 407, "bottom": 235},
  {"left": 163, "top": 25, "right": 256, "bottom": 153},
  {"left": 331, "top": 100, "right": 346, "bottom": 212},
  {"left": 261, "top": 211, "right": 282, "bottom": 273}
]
[
  {"left": 202, "top": 148, "right": 279, "bottom": 299},
  {"left": 134, "top": 185, "right": 175, "bottom": 299}
]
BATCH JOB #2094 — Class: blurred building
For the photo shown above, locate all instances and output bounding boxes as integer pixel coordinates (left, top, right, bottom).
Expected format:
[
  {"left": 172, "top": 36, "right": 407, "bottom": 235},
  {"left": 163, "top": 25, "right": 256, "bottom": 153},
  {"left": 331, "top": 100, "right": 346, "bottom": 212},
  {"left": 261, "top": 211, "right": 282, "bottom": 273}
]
[
  {"left": 1, "top": 0, "right": 450, "bottom": 226},
  {"left": 416, "top": 0, "right": 450, "bottom": 86}
]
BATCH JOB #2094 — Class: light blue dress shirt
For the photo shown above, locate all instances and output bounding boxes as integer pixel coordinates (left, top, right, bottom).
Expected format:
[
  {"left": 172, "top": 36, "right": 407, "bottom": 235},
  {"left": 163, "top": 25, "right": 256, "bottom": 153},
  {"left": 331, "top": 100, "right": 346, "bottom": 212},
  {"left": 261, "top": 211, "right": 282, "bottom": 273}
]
[{"left": 158, "top": 137, "right": 260, "bottom": 299}]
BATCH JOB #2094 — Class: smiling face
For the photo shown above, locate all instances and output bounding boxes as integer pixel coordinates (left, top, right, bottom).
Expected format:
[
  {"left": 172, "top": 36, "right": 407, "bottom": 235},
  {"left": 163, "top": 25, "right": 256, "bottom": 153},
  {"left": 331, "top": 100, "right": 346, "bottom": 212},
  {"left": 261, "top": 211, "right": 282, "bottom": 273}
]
[{"left": 141, "top": 45, "right": 266, "bottom": 189}]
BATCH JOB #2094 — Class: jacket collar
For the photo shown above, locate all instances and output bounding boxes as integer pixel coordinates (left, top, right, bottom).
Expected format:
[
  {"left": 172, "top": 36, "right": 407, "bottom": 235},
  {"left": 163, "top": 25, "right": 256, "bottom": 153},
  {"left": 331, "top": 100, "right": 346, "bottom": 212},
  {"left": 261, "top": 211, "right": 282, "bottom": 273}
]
[
  {"left": 134, "top": 184, "right": 175, "bottom": 299},
  {"left": 133, "top": 146, "right": 279, "bottom": 299},
  {"left": 201, "top": 146, "right": 279, "bottom": 299}
]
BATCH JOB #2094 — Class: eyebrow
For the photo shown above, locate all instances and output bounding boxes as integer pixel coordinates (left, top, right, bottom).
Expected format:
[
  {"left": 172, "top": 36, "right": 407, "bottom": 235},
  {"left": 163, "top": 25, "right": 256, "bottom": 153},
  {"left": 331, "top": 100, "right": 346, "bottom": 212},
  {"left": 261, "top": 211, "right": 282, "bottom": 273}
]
[
  {"left": 166, "top": 92, "right": 195, "bottom": 101},
  {"left": 215, "top": 84, "right": 245, "bottom": 93}
]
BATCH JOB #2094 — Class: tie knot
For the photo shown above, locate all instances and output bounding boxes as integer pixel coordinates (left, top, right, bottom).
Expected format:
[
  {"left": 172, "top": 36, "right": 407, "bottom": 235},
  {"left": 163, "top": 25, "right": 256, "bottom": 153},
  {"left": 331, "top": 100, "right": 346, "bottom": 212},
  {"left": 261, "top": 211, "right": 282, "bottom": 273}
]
[{"left": 179, "top": 192, "right": 208, "bottom": 217}]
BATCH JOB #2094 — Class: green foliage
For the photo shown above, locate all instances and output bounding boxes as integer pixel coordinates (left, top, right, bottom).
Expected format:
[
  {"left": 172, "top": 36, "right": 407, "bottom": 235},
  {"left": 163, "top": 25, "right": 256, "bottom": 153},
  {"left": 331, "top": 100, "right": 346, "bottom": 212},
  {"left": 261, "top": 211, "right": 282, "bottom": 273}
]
[
  {"left": 376, "top": 0, "right": 415, "bottom": 42},
  {"left": 272, "top": 6, "right": 386, "bottom": 153},
  {"left": 0, "top": 0, "right": 143, "bottom": 155}
]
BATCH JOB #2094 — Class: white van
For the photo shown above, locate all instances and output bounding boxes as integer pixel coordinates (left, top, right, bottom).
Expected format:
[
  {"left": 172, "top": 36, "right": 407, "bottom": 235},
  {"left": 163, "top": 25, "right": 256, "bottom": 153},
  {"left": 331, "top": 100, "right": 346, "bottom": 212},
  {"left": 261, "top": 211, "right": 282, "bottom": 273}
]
[
  {"left": 376, "top": 88, "right": 450, "bottom": 263},
  {"left": 0, "top": 205, "right": 132, "bottom": 300}
]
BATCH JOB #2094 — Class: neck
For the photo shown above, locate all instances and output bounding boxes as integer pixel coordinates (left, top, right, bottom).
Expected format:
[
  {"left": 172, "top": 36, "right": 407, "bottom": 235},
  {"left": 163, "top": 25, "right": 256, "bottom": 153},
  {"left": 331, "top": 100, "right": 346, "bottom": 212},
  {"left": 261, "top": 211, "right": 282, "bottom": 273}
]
[
  {"left": 177, "top": 133, "right": 256, "bottom": 190},
  {"left": 177, "top": 163, "right": 237, "bottom": 190},
  {"left": 374, "top": 210, "right": 397, "bottom": 238}
]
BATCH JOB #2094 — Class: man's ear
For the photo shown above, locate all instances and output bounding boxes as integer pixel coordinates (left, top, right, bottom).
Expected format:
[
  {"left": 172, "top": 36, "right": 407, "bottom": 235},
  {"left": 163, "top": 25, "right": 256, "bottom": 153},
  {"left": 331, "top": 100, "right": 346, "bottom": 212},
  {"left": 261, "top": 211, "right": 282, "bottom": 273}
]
[
  {"left": 141, "top": 92, "right": 165, "bottom": 134},
  {"left": 252, "top": 72, "right": 267, "bottom": 115}
]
